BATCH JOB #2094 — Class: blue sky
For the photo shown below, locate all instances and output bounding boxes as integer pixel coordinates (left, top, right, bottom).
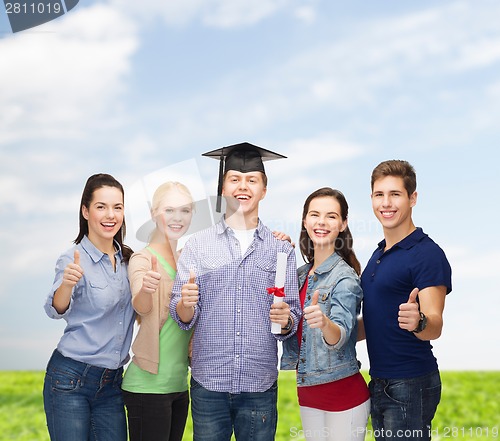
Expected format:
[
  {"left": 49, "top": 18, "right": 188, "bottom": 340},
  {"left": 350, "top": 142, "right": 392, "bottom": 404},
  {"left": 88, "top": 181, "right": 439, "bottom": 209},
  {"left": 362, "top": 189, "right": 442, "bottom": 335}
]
[{"left": 0, "top": 0, "right": 498, "bottom": 370}]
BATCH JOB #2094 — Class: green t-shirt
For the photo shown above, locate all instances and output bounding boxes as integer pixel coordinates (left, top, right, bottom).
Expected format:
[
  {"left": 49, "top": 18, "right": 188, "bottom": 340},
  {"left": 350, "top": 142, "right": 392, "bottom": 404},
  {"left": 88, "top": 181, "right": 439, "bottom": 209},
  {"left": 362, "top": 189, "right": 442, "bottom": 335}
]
[{"left": 122, "top": 248, "right": 192, "bottom": 394}]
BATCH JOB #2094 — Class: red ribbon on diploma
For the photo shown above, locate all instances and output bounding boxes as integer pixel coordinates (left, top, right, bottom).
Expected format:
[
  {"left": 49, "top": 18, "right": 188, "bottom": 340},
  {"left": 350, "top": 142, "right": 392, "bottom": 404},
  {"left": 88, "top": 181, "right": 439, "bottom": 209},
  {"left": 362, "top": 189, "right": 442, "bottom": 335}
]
[{"left": 267, "top": 286, "right": 285, "bottom": 298}]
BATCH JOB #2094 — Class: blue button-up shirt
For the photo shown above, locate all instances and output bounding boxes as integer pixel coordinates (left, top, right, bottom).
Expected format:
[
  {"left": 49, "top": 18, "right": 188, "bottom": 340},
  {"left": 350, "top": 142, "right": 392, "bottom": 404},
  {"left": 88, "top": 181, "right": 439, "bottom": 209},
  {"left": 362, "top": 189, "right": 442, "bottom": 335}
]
[
  {"left": 44, "top": 235, "right": 135, "bottom": 369},
  {"left": 170, "top": 218, "right": 301, "bottom": 394}
]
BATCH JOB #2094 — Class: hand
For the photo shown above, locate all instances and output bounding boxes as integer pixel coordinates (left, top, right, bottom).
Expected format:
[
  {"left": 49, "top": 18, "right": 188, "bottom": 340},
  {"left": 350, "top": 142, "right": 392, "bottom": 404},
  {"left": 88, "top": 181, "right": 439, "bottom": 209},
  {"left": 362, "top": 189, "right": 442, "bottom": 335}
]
[
  {"left": 62, "top": 250, "right": 84, "bottom": 288},
  {"left": 141, "top": 255, "right": 161, "bottom": 295},
  {"left": 303, "top": 290, "right": 327, "bottom": 329},
  {"left": 269, "top": 300, "right": 291, "bottom": 328},
  {"left": 272, "top": 231, "right": 295, "bottom": 248},
  {"left": 181, "top": 269, "right": 199, "bottom": 308},
  {"left": 398, "top": 288, "right": 420, "bottom": 331}
]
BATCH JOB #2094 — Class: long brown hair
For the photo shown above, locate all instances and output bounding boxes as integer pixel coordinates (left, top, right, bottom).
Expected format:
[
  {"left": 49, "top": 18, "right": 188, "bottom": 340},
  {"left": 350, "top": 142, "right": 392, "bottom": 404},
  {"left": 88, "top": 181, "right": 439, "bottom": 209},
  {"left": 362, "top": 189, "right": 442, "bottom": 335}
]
[
  {"left": 74, "top": 173, "right": 133, "bottom": 263},
  {"left": 299, "top": 187, "right": 361, "bottom": 275}
]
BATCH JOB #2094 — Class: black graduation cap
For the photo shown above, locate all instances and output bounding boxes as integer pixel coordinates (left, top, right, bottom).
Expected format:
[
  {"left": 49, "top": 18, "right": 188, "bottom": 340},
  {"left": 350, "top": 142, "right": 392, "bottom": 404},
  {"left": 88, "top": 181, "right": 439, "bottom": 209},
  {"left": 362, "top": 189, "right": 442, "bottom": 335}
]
[{"left": 202, "top": 142, "right": 286, "bottom": 212}]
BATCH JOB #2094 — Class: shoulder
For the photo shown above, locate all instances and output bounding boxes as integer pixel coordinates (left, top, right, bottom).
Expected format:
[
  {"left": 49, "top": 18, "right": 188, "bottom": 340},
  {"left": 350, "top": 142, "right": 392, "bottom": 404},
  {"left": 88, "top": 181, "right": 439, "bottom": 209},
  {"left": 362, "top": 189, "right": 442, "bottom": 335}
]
[
  {"left": 182, "top": 224, "right": 219, "bottom": 249},
  {"left": 298, "top": 262, "right": 310, "bottom": 275},
  {"left": 328, "top": 259, "right": 361, "bottom": 290},
  {"left": 193, "top": 224, "right": 220, "bottom": 240},
  {"left": 128, "top": 248, "right": 151, "bottom": 268},
  {"left": 336, "top": 258, "right": 360, "bottom": 279},
  {"left": 130, "top": 248, "right": 150, "bottom": 260},
  {"left": 414, "top": 232, "right": 449, "bottom": 262},
  {"left": 408, "top": 230, "right": 452, "bottom": 289},
  {"left": 259, "top": 224, "right": 295, "bottom": 253},
  {"left": 176, "top": 226, "right": 221, "bottom": 265}
]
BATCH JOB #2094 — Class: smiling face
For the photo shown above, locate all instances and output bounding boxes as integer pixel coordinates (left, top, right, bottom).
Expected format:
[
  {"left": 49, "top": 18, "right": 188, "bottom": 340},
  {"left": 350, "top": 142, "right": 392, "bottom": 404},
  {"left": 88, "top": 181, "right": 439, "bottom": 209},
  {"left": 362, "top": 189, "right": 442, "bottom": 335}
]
[
  {"left": 303, "top": 196, "right": 347, "bottom": 253},
  {"left": 152, "top": 188, "right": 193, "bottom": 241},
  {"left": 222, "top": 170, "right": 267, "bottom": 218},
  {"left": 371, "top": 175, "right": 417, "bottom": 233},
  {"left": 82, "top": 186, "right": 124, "bottom": 248}
]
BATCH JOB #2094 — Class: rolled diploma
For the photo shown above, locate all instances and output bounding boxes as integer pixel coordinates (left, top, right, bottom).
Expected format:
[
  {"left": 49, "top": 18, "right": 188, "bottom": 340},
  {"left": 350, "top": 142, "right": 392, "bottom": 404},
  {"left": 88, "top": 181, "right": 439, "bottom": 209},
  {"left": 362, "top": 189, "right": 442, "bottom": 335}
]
[{"left": 271, "top": 252, "right": 287, "bottom": 334}]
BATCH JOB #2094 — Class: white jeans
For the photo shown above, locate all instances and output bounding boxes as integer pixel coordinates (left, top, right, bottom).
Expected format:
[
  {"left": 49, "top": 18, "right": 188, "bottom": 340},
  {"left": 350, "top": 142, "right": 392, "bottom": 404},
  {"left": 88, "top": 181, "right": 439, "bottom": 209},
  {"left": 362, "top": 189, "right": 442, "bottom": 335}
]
[{"left": 299, "top": 399, "right": 370, "bottom": 441}]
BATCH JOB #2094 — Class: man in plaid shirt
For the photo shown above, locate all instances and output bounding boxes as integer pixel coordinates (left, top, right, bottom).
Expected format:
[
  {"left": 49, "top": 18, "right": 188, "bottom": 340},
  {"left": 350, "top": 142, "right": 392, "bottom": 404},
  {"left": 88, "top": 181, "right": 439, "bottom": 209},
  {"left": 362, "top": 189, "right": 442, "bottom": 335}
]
[{"left": 170, "top": 143, "right": 301, "bottom": 441}]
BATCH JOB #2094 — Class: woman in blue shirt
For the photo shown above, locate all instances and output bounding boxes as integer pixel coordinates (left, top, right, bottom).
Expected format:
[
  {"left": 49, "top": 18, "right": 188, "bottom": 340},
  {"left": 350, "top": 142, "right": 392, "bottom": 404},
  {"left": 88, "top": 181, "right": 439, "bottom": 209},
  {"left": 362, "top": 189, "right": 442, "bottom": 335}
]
[{"left": 43, "top": 173, "right": 135, "bottom": 441}]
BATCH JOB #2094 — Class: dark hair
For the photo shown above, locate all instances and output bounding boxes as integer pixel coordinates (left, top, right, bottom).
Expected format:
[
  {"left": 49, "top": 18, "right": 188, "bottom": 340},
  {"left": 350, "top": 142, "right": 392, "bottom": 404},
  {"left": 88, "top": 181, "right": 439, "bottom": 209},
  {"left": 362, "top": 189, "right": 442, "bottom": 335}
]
[
  {"left": 299, "top": 187, "right": 361, "bottom": 275},
  {"left": 74, "top": 173, "right": 133, "bottom": 263},
  {"left": 371, "top": 160, "right": 417, "bottom": 196}
]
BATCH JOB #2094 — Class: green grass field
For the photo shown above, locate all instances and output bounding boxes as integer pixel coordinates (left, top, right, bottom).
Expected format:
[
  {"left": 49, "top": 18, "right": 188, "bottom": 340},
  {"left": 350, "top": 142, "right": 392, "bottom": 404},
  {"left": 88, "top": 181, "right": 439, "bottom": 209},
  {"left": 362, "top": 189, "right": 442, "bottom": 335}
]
[{"left": 1, "top": 371, "right": 498, "bottom": 440}]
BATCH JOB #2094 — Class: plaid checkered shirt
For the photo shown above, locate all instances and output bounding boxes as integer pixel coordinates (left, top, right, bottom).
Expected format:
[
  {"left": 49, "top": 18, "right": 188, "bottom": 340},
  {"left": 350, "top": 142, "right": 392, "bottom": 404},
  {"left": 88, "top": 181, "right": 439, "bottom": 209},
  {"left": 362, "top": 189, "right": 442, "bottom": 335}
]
[{"left": 170, "top": 217, "right": 300, "bottom": 394}]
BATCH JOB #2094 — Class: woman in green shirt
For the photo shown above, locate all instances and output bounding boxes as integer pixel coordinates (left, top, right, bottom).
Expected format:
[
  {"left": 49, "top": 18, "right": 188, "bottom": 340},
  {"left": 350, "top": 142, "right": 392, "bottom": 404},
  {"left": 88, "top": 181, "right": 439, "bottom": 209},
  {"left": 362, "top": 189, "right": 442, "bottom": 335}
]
[{"left": 122, "top": 182, "right": 194, "bottom": 441}]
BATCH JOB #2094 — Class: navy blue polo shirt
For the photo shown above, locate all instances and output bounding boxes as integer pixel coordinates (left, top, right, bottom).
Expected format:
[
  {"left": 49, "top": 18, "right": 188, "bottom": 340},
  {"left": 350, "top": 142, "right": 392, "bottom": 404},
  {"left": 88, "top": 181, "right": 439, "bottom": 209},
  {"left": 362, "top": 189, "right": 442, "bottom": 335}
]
[{"left": 361, "top": 228, "right": 452, "bottom": 379}]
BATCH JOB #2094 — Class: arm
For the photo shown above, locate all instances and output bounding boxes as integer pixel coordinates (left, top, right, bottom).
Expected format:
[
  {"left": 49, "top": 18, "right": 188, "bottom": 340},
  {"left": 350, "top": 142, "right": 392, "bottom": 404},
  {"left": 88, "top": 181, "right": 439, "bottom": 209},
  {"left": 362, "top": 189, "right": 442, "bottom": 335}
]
[
  {"left": 169, "top": 238, "right": 200, "bottom": 329},
  {"left": 52, "top": 284, "right": 74, "bottom": 315},
  {"left": 398, "top": 286, "right": 447, "bottom": 340},
  {"left": 270, "top": 245, "right": 301, "bottom": 339},
  {"left": 303, "top": 290, "right": 341, "bottom": 345},
  {"left": 272, "top": 230, "right": 295, "bottom": 248},
  {"left": 129, "top": 253, "right": 161, "bottom": 315},
  {"left": 176, "top": 270, "right": 198, "bottom": 323},
  {"left": 357, "top": 316, "right": 366, "bottom": 341},
  {"left": 52, "top": 250, "right": 83, "bottom": 314},
  {"left": 269, "top": 301, "right": 293, "bottom": 334},
  {"left": 304, "top": 274, "right": 362, "bottom": 347}
]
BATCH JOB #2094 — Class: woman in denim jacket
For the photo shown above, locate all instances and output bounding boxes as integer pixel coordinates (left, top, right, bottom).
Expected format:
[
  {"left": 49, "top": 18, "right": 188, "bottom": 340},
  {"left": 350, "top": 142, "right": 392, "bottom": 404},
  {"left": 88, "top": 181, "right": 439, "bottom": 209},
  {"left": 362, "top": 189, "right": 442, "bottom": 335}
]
[{"left": 282, "top": 187, "right": 370, "bottom": 441}]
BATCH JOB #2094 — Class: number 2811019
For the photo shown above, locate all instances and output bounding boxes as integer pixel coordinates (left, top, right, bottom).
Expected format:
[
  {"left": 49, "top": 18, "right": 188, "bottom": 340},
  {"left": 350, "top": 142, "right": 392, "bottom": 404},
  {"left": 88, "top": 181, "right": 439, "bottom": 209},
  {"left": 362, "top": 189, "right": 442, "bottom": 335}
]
[{"left": 5, "top": 3, "right": 62, "bottom": 14}]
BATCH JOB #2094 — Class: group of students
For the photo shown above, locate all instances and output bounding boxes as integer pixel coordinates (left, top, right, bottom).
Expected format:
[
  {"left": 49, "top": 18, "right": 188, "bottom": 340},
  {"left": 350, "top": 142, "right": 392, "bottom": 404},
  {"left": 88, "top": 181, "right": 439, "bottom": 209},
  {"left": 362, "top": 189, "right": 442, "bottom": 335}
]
[{"left": 43, "top": 143, "right": 452, "bottom": 441}]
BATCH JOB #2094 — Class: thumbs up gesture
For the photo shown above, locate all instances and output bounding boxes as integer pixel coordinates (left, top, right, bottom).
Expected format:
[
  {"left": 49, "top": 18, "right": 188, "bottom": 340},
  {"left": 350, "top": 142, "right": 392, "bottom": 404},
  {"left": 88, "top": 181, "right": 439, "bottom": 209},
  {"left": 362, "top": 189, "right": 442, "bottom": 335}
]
[
  {"left": 398, "top": 288, "right": 420, "bottom": 331},
  {"left": 141, "top": 255, "right": 161, "bottom": 295},
  {"left": 62, "top": 249, "right": 84, "bottom": 288},
  {"left": 181, "top": 269, "right": 199, "bottom": 308},
  {"left": 303, "top": 290, "right": 327, "bottom": 329}
]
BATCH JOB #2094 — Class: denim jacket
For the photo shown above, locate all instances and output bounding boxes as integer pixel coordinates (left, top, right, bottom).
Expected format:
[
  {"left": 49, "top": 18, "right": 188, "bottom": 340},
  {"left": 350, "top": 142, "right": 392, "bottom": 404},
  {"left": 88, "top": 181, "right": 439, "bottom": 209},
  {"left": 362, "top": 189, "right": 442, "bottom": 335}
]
[{"left": 281, "top": 252, "right": 363, "bottom": 386}]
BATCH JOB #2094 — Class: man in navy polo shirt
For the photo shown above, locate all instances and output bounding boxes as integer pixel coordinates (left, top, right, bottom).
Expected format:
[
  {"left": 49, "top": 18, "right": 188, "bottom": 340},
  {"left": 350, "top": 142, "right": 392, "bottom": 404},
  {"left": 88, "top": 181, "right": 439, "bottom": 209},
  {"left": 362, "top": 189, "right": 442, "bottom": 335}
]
[{"left": 360, "top": 160, "right": 452, "bottom": 441}]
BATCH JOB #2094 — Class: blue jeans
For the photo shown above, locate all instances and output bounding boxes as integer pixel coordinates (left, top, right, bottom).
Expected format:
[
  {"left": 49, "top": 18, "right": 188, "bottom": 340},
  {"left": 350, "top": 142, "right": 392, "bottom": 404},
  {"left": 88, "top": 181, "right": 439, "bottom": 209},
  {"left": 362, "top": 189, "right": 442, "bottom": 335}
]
[
  {"left": 368, "top": 370, "right": 441, "bottom": 441},
  {"left": 190, "top": 377, "right": 278, "bottom": 441},
  {"left": 43, "top": 349, "right": 127, "bottom": 441}
]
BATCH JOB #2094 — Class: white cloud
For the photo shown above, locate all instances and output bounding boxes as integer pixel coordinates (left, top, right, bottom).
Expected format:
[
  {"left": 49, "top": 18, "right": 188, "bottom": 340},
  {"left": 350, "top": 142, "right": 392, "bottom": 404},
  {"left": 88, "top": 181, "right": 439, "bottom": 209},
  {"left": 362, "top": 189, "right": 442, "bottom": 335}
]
[
  {"left": 0, "top": 4, "right": 138, "bottom": 144},
  {"left": 274, "top": 2, "right": 500, "bottom": 111},
  {"left": 0, "top": 147, "right": 92, "bottom": 215},
  {"left": 447, "top": 249, "right": 499, "bottom": 281},
  {"left": 451, "top": 37, "right": 500, "bottom": 71},
  {"left": 110, "top": 0, "right": 292, "bottom": 28},
  {"left": 293, "top": 6, "right": 317, "bottom": 25},
  {"left": 118, "top": 134, "right": 160, "bottom": 168},
  {"left": 151, "top": 2, "right": 500, "bottom": 143},
  {"left": 259, "top": 134, "right": 366, "bottom": 233},
  {"left": 107, "top": 0, "right": 200, "bottom": 26},
  {"left": 202, "top": 0, "right": 287, "bottom": 28},
  {"left": 89, "top": 1, "right": 500, "bottom": 155},
  {"left": 274, "top": 135, "right": 365, "bottom": 178}
]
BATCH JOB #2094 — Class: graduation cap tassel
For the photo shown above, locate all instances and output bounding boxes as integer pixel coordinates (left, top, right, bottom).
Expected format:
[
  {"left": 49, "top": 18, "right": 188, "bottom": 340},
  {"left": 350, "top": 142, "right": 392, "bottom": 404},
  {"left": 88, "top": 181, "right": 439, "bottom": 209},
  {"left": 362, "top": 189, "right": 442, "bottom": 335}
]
[{"left": 216, "top": 153, "right": 224, "bottom": 213}]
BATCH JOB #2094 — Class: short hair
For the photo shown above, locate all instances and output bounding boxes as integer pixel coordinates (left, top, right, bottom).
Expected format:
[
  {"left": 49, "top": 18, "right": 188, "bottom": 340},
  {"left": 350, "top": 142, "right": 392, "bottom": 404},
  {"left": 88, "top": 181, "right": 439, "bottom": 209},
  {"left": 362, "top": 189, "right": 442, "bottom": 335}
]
[
  {"left": 223, "top": 170, "right": 268, "bottom": 188},
  {"left": 371, "top": 160, "right": 417, "bottom": 196}
]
